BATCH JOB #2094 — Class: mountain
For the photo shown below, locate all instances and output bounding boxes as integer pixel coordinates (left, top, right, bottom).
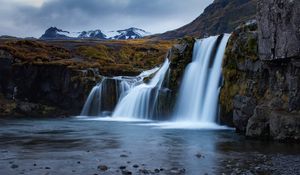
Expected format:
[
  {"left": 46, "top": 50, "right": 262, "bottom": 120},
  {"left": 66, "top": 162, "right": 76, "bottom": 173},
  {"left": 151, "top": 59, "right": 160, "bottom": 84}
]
[
  {"left": 40, "top": 27, "right": 72, "bottom": 39},
  {"left": 106, "top": 27, "right": 151, "bottom": 40},
  {"left": 157, "top": 0, "right": 257, "bottom": 39},
  {"left": 40, "top": 27, "right": 150, "bottom": 40},
  {"left": 78, "top": 30, "right": 107, "bottom": 39}
]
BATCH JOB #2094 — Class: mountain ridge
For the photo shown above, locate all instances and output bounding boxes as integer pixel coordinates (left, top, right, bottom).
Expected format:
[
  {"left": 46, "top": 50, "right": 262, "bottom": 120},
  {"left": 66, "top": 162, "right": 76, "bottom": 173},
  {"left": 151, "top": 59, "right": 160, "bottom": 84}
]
[{"left": 40, "top": 27, "right": 151, "bottom": 40}]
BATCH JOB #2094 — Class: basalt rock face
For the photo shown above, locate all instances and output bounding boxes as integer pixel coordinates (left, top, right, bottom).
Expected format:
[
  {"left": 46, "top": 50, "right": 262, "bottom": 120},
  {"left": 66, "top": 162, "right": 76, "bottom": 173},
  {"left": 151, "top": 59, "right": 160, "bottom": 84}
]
[
  {"left": 221, "top": 0, "right": 300, "bottom": 141},
  {"left": 257, "top": 0, "right": 300, "bottom": 60},
  {"left": 0, "top": 50, "right": 101, "bottom": 117}
]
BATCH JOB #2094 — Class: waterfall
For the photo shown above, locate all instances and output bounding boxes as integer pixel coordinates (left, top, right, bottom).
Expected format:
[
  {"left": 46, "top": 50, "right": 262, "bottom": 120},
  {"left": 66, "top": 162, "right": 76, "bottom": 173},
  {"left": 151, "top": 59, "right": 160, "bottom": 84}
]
[
  {"left": 112, "top": 59, "right": 170, "bottom": 119},
  {"left": 174, "top": 34, "right": 230, "bottom": 123},
  {"left": 80, "top": 60, "right": 169, "bottom": 118},
  {"left": 80, "top": 67, "right": 160, "bottom": 116}
]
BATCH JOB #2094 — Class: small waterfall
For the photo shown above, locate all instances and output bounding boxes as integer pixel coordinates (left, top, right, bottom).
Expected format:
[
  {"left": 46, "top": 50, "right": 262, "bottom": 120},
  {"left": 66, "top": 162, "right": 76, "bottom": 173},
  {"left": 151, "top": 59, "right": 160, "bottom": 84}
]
[
  {"left": 174, "top": 34, "right": 230, "bottom": 123},
  {"left": 80, "top": 67, "right": 160, "bottom": 116},
  {"left": 112, "top": 59, "right": 170, "bottom": 119}
]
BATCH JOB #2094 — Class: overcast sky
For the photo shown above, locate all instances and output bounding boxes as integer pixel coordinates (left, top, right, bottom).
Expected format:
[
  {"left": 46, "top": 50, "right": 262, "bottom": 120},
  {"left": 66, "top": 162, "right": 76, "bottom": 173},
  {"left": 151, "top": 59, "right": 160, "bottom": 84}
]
[{"left": 0, "top": 0, "right": 213, "bottom": 38}]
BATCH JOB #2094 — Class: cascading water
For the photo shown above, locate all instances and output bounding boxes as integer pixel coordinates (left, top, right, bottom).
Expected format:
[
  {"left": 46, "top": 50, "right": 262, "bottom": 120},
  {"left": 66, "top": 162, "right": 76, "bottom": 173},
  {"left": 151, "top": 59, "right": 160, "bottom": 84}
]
[
  {"left": 80, "top": 67, "right": 159, "bottom": 116},
  {"left": 174, "top": 34, "right": 230, "bottom": 124},
  {"left": 112, "top": 59, "right": 170, "bottom": 119},
  {"left": 81, "top": 34, "right": 230, "bottom": 127}
]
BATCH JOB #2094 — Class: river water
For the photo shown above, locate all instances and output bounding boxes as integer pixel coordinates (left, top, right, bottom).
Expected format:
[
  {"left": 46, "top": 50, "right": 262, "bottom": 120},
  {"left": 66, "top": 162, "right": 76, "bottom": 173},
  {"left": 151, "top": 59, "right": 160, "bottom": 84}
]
[{"left": 0, "top": 118, "right": 299, "bottom": 175}]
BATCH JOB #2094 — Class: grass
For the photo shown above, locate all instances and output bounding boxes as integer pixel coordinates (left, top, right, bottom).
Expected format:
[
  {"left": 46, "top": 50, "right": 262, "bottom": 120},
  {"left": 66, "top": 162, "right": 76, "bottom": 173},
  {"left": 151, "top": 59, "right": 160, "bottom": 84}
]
[{"left": 0, "top": 38, "right": 175, "bottom": 75}]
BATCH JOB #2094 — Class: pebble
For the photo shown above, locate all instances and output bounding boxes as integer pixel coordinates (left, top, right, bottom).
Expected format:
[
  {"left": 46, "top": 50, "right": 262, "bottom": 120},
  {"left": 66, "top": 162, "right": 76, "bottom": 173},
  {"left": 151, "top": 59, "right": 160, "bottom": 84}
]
[
  {"left": 119, "top": 166, "right": 126, "bottom": 170},
  {"left": 11, "top": 164, "right": 18, "bottom": 169},
  {"left": 133, "top": 164, "right": 139, "bottom": 168},
  {"left": 154, "top": 169, "right": 160, "bottom": 173},
  {"left": 98, "top": 165, "right": 108, "bottom": 171},
  {"left": 195, "top": 153, "right": 203, "bottom": 158},
  {"left": 122, "top": 170, "right": 132, "bottom": 175},
  {"left": 120, "top": 154, "right": 128, "bottom": 158}
]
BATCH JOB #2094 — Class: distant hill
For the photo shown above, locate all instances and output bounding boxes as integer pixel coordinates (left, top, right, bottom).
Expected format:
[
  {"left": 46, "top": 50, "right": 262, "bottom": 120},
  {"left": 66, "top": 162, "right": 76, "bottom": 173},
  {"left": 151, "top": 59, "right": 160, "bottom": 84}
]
[
  {"left": 156, "top": 0, "right": 257, "bottom": 39},
  {"left": 40, "top": 27, "right": 151, "bottom": 40}
]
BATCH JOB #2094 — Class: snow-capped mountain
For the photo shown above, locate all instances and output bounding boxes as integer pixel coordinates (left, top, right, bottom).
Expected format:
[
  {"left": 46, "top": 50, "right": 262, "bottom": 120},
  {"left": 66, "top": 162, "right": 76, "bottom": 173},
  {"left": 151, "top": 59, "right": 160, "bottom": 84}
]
[
  {"left": 78, "top": 30, "right": 107, "bottom": 39},
  {"left": 40, "top": 27, "right": 150, "bottom": 40},
  {"left": 106, "top": 27, "right": 151, "bottom": 40}
]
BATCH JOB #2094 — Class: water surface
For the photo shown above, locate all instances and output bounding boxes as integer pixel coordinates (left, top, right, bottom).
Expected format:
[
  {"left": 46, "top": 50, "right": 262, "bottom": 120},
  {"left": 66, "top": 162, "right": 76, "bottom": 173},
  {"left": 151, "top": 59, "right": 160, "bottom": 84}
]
[{"left": 0, "top": 118, "right": 299, "bottom": 175}]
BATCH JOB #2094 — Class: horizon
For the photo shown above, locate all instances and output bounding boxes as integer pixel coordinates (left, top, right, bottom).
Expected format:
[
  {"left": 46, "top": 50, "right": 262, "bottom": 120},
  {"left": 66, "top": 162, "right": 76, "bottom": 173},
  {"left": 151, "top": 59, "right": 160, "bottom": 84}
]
[{"left": 0, "top": 0, "right": 213, "bottom": 38}]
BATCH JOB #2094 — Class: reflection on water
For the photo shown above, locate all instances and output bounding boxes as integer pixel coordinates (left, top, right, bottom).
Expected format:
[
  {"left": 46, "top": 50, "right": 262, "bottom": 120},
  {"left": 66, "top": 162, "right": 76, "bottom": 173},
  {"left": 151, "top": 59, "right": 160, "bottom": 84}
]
[{"left": 0, "top": 119, "right": 299, "bottom": 175}]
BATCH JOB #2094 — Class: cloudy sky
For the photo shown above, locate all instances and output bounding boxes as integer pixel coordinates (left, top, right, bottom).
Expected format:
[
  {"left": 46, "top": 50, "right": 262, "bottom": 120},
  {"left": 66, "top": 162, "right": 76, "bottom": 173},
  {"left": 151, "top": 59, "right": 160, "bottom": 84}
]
[{"left": 0, "top": 0, "right": 213, "bottom": 38}]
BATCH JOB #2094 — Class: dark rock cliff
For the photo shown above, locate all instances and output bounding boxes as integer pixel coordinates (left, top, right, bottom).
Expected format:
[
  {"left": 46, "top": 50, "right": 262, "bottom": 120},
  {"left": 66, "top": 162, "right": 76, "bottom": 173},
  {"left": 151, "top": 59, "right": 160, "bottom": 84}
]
[
  {"left": 0, "top": 50, "right": 100, "bottom": 117},
  {"left": 220, "top": 0, "right": 300, "bottom": 141},
  {"left": 257, "top": 0, "right": 300, "bottom": 60}
]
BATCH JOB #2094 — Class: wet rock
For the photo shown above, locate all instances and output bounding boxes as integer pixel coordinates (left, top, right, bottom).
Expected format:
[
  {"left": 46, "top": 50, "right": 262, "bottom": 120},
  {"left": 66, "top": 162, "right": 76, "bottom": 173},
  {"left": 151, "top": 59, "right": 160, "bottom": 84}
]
[
  {"left": 98, "top": 165, "right": 108, "bottom": 171},
  {"left": 119, "top": 166, "right": 126, "bottom": 170},
  {"left": 11, "top": 164, "right": 18, "bottom": 169},
  {"left": 45, "top": 167, "right": 51, "bottom": 169},
  {"left": 169, "top": 168, "right": 186, "bottom": 175},
  {"left": 154, "top": 169, "right": 160, "bottom": 173},
  {"left": 120, "top": 154, "right": 128, "bottom": 158},
  {"left": 133, "top": 164, "right": 139, "bottom": 168},
  {"left": 195, "top": 153, "right": 204, "bottom": 158},
  {"left": 121, "top": 170, "right": 132, "bottom": 175}
]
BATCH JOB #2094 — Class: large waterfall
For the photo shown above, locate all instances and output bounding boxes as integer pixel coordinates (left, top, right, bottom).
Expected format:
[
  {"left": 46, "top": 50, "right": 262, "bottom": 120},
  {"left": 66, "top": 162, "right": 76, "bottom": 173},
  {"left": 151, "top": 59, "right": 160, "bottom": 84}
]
[
  {"left": 174, "top": 34, "right": 230, "bottom": 124},
  {"left": 80, "top": 34, "right": 230, "bottom": 127}
]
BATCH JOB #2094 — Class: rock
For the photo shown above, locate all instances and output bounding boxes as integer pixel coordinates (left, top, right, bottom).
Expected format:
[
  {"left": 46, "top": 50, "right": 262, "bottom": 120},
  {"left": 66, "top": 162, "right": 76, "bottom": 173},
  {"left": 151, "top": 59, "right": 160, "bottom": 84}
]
[
  {"left": 120, "top": 154, "right": 128, "bottom": 158},
  {"left": 155, "top": 37, "right": 195, "bottom": 118},
  {"left": 195, "top": 153, "right": 203, "bottom": 158},
  {"left": 154, "top": 169, "right": 160, "bottom": 173},
  {"left": 233, "top": 95, "right": 257, "bottom": 132},
  {"left": 121, "top": 170, "right": 132, "bottom": 175},
  {"left": 11, "top": 164, "right": 18, "bottom": 169},
  {"left": 119, "top": 166, "right": 126, "bottom": 170},
  {"left": 246, "top": 106, "right": 271, "bottom": 138},
  {"left": 257, "top": 0, "right": 300, "bottom": 60},
  {"left": 169, "top": 168, "right": 186, "bottom": 174},
  {"left": 270, "top": 111, "right": 300, "bottom": 141},
  {"left": 98, "top": 165, "right": 108, "bottom": 171}
]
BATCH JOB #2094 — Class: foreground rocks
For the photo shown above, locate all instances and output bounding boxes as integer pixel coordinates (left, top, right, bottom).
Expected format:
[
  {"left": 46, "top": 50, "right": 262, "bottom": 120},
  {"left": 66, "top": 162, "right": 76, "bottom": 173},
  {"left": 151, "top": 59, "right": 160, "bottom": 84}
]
[{"left": 220, "top": 0, "right": 300, "bottom": 141}]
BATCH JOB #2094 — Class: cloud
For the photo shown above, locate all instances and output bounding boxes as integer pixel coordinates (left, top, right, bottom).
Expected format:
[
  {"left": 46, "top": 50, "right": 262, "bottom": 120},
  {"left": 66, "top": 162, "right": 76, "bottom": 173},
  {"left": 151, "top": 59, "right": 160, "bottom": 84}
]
[{"left": 0, "top": 0, "right": 213, "bottom": 37}]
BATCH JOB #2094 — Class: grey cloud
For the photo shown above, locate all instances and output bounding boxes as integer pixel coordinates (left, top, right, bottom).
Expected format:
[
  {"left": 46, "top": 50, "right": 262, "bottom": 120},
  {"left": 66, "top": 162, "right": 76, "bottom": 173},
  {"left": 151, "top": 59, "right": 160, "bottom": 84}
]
[{"left": 0, "top": 0, "right": 213, "bottom": 37}]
